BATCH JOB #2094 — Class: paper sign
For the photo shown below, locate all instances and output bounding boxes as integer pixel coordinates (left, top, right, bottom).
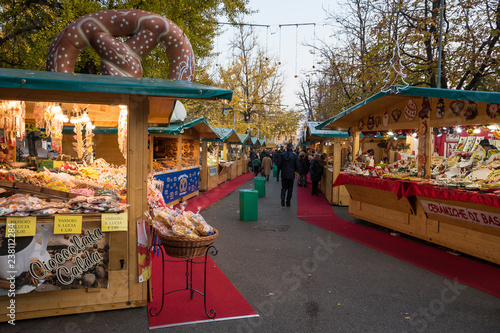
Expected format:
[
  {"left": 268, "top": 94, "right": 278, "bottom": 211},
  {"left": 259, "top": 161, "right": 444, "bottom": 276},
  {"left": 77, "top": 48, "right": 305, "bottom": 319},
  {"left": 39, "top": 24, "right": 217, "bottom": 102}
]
[
  {"left": 54, "top": 215, "right": 82, "bottom": 234},
  {"left": 6, "top": 216, "right": 37, "bottom": 237},
  {"left": 101, "top": 213, "right": 128, "bottom": 231},
  {"left": 421, "top": 200, "right": 500, "bottom": 229}
]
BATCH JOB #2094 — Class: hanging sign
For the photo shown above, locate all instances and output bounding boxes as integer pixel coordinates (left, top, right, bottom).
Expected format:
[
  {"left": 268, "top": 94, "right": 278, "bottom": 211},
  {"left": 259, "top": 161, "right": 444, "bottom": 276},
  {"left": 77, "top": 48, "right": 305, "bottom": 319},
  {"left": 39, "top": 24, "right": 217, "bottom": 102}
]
[
  {"left": 101, "top": 213, "right": 128, "bottom": 232},
  {"left": 54, "top": 215, "right": 82, "bottom": 234},
  {"left": 7, "top": 217, "right": 36, "bottom": 237},
  {"left": 154, "top": 168, "right": 200, "bottom": 204},
  {"left": 421, "top": 200, "right": 500, "bottom": 229}
]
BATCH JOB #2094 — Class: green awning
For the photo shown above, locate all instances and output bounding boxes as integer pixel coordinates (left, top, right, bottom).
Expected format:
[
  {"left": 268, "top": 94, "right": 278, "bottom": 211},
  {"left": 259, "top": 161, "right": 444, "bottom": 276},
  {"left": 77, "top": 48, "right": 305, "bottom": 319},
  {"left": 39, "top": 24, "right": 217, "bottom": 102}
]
[
  {"left": 212, "top": 128, "right": 241, "bottom": 143},
  {"left": 149, "top": 117, "right": 219, "bottom": 139},
  {"left": 237, "top": 133, "right": 251, "bottom": 145},
  {"left": 0, "top": 68, "right": 233, "bottom": 101},
  {"left": 307, "top": 121, "right": 349, "bottom": 138},
  {"left": 316, "top": 85, "right": 500, "bottom": 131}
]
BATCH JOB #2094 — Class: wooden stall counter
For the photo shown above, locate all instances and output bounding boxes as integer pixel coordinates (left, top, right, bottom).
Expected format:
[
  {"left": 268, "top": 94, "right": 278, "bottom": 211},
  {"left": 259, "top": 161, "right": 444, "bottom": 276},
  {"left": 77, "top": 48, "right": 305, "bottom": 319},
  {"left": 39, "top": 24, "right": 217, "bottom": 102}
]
[{"left": 335, "top": 174, "right": 500, "bottom": 266}]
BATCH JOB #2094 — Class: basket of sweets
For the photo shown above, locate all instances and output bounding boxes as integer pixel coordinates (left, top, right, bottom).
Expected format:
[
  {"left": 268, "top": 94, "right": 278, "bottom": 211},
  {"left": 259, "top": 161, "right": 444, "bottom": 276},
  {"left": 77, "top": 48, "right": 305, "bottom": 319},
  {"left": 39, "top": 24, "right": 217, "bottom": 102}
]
[{"left": 151, "top": 206, "right": 218, "bottom": 259}]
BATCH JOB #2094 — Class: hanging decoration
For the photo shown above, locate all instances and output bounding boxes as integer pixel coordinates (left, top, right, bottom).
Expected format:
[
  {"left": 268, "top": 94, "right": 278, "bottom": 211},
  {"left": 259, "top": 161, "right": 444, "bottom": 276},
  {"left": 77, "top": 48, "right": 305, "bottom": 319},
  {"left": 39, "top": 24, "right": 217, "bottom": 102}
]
[
  {"left": 358, "top": 119, "right": 364, "bottom": 131},
  {"left": 391, "top": 108, "right": 402, "bottom": 122},
  {"left": 449, "top": 100, "right": 465, "bottom": 116},
  {"left": 0, "top": 100, "right": 26, "bottom": 144},
  {"left": 436, "top": 98, "right": 445, "bottom": 119},
  {"left": 418, "top": 97, "right": 431, "bottom": 119},
  {"left": 383, "top": 111, "right": 389, "bottom": 127},
  {"left": 366, "top": 116, "right": 375, "bottom": 130},
  {"left": 34, "top": 102, "right": 50, "bottom": 128},
  {"left": 118, "top": 105, "right": 128, "bottom": 160},
  {"left": 464, "top": 101, "right": 478, "bottom": 121},
  {"left": 374, "top": 115, "right": 381, "bottom": 128},
  {"left": 43, "top": 103, "right": 66, "bottom": 153},
  {"left": 404, "top": 99, "right": 417, "bottom": 121},
  {"left": 85, "top": 120, "right": 95, "bottom": 163},
  {"left": 486, "top": 103, "right": 498, "bottom": 119}
]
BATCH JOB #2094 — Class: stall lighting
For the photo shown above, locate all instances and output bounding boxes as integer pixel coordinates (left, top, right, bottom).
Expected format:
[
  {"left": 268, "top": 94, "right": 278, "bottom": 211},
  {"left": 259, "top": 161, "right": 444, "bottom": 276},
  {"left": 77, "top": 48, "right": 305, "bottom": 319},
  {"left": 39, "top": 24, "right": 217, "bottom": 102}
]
[
  {"left": 412, "top": 132, "right": 417, "bottom": 138},
  {"left": 456, "top": 126, "right": 462, "bottom": 133},
  {"left": 393, "top": 136, "right": 397, "bottom": 140},
  {"left": 473, "top": 128, "right": 481, "bottom": 134},
  {"left": 387, "top": 131, "right": 394, "bottom": 136},
  {"left": 487, "top": 124, "right": 499, "bottom": 130}
]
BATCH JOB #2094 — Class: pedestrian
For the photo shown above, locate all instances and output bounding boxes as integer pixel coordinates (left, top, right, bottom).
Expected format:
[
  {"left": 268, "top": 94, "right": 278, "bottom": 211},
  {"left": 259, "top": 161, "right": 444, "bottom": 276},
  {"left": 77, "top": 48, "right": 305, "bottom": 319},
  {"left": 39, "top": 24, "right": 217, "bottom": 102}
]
[
  {"left": 297, "top": 151, "right": 308, "bottom": 187},
  {"left": 277, "top": 143, "right": 299, "bottom": 207},
  {"left": 253, "top": 155, "right": 261, "bottom": 177},
  {"left": 261, "top": 152, "right": 273, "bottom": 181},
  {"left": 309, "top": 153, "right": 324, "bottom": 195},
  {"left": 275, "top": 147, "right": 283, "bottom": 181},
  {"left": 249, "top": 148, "right": 257, "bottom": 173}
]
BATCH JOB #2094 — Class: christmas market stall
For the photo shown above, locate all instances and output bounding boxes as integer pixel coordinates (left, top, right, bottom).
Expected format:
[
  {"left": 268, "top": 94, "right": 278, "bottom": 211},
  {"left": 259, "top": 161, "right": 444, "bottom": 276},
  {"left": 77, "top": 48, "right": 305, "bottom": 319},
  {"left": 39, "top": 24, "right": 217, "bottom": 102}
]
[
  {"left": 149, "top": 116, "right": 219, "bottom": 206},
  {"left": 238, "top": 133, "right": 252, "bottom": 174},
  {"left": 213, "top": 128, "right": 243, "bottom": 180},
  {"left": 317, "top": 85, "right": 500, "bottom": 265},
  {"left": 0, "top": 68, "right": 232, "bottom": 321},
  {"left": 300, "top": 121, "right": 350, "bottom": 206}
]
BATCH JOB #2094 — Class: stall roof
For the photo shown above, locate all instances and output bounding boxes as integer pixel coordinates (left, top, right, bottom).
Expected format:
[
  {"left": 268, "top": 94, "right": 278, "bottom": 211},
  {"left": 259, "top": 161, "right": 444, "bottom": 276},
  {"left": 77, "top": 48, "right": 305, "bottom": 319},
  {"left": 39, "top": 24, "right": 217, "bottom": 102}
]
[
  {"left": 238, "top": 133, "right": 252, "bottom": 145},
  {"left": 212, "top": 128, "right": 241, "bottom": 143},
  {"left": 316, "top": 85, "right": 500, "bottom": 131},
  {"left": 0, "top": 68, "right": 233, "bottom": 101},
  {"left": 251, "top": 137, "right": 261, "bottom": 146},
  {"left": 149, "top": 117, "right": 219, "bottom": 139},
  {"left": 306, "top": 121, "right": 349, "bottom": 140}
]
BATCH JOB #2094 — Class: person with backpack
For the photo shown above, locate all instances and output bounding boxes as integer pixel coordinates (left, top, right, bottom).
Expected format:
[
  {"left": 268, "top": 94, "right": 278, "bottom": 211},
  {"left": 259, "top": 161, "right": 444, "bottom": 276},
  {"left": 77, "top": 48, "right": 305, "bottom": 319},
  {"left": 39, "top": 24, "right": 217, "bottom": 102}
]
[{"left": 253, "top": 156, "right": 261, "bottom": 177}]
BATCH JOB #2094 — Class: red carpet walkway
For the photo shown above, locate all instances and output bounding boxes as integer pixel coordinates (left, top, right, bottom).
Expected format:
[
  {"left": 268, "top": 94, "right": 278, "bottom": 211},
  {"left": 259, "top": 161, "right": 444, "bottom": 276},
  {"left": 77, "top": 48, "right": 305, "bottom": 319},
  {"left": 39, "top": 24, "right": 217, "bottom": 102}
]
[
  {"left": 148, "top": 173, "right": 257, "bottom": 329},
  {"left": 295, "top": 181, "right": 500, "bottom": 298}
]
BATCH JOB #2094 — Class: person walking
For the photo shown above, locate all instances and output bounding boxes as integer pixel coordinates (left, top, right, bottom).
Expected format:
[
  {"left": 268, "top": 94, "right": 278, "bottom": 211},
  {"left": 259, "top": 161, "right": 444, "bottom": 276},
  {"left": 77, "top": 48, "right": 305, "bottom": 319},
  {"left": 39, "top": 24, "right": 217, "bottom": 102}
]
[
  {"left": 277, "top": 143, "right": 299, "bottom": 207},
  {"left": 309, "top": 153, "right": 324, "bottom": 195},
  {"left": 249, "top": 148, "right": 257, "bottom": 173},
  {"left": 253, "top": 155, "right": 261, "bottom": 177},
  {"left": 297, "top": 151, "right": 308, "bottom": 187},
  {"left": 261, "top": 152, "right": 273, "bottom": 181},
  {"left": 275, "top": 147, "right": 283, "bottom": 181}
]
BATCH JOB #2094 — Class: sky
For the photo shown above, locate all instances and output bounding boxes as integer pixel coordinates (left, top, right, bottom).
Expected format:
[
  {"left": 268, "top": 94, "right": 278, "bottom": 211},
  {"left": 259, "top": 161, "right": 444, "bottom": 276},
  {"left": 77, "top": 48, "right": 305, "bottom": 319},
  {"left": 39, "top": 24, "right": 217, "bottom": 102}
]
[{"left": 215, "top": 0, "right": 340, "bottom": 112}]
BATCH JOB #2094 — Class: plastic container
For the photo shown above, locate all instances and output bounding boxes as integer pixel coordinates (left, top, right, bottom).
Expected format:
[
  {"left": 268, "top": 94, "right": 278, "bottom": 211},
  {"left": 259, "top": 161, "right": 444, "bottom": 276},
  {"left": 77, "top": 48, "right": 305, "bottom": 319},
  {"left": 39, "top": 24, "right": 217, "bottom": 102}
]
[
  {"left": 239, "top": 189, "right": 258, "bottom": 221},
  {"left": 254, "top": 176, "right": 266, "bottom": 197}
]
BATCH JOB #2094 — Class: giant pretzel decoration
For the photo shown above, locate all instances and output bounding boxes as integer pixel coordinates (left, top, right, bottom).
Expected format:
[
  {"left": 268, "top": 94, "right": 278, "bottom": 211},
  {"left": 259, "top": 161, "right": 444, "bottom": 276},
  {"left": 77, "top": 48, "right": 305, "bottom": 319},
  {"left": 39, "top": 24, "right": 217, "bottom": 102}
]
[{"left": 46, "top": 9, "right": 194, "bottom": 81}]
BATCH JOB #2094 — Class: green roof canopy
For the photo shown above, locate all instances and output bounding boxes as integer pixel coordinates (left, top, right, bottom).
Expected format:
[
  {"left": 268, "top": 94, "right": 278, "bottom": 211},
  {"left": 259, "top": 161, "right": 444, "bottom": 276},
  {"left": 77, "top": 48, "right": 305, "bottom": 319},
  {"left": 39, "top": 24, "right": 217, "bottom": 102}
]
[
  {"left": 316, "top": 85, "right": 500, "bottom": 131},
  {"left": 149, "top": 117, "right": 219, "bottom": 139},
  {"left": 0, "top": 68, "right": 233, "bottom": 101}
]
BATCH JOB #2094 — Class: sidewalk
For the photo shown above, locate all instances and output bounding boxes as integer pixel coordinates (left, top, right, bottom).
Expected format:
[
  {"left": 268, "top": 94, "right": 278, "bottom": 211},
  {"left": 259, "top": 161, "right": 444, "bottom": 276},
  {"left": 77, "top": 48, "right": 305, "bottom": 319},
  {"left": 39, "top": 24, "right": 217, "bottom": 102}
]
[{"left": 3, "top": 174, "right": 500, "bottom": 333}]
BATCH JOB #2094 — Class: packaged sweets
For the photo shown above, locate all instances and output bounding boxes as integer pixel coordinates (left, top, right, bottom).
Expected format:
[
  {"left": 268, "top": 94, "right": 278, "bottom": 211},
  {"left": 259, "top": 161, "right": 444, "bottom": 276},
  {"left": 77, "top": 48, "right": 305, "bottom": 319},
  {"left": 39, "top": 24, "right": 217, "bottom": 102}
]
[
  {"left": 184, "top": 211, "right": 215, "bottom": 236},
  {"left": 172, "top": 224, "right": 199, "bottom": 238}
]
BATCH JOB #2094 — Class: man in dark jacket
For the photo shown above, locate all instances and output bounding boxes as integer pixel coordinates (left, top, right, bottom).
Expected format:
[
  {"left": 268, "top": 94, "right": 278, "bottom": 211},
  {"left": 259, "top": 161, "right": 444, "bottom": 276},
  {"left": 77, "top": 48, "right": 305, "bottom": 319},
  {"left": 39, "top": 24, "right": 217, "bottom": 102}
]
[
  {"left": 274, "top": 147, "right": 282, "bottom": 181},
  {"left": 277, "top": 143, "right": 299, "bottom": 207},
  {"left": 249, "top": 148, "right": 257, "bottom": 173}
]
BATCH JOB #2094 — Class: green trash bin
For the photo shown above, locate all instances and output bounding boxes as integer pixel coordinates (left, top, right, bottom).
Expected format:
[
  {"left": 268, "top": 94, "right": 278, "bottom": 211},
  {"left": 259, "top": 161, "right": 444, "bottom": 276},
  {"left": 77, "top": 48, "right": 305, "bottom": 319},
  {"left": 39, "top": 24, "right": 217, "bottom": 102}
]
[
  {"left": 239, "top": 189, "right": 258, "bottom": 221},
  {"left": 273, "top": 165, "right": 278, "bottom": 177},
  {"left": 254, "top": 176, "right": 266, "bottom": 197}
]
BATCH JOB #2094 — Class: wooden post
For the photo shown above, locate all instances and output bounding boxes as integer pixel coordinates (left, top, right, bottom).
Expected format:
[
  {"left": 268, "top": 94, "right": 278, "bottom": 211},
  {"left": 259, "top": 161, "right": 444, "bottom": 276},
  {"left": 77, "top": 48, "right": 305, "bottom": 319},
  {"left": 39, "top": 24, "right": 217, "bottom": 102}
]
[
  {"left": 127, "top": 95, "right": 149, "bottom": 303},
  {"left": 332, "top": 136, "right": 342, "bottom": 204},
  {"left": 200, "top": 141, "right": 208, "bottom": 191},
  {"left": 223, "top": 142, "right": 227, "bottom": 161},
  {"left": 352, "top": 132, "right": 360, "bottom": 162}
]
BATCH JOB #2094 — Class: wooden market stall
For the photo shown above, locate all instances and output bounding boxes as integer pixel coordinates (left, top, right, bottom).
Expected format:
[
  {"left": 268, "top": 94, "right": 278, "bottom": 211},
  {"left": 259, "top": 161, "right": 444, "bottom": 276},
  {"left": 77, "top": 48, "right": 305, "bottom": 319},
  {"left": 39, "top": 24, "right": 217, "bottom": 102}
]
[
  {"left": 213, "top": 128, "right": 244, "bottom": 180},
  {"left": 149, "top": 117, "right": 219, "bottom": 206},
  {"left": 199, "top": 131, "right": 223, "bottom": 192},
  {"left": 238, "top": 133, "right": 252, "bottom": 174},
  {"left": 299, "top": 121, "right": 351, "bottom": 206},
  {"left": 0, "top": 68, "right": 232, "bottom": 321},
  {"left": 317, "top": 85, "right": 500, "bottom": 265}
]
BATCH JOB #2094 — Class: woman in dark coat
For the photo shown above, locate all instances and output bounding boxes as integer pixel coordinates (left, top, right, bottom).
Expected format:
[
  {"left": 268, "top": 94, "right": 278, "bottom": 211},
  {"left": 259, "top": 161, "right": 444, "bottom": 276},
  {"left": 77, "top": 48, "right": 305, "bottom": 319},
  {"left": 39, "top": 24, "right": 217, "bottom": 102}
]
[
  {"left": 297, "top": 152, "right": 308, "bottom": 187},
  {"left": 309, "top": 153, "right": 323, "bottom": 195}
]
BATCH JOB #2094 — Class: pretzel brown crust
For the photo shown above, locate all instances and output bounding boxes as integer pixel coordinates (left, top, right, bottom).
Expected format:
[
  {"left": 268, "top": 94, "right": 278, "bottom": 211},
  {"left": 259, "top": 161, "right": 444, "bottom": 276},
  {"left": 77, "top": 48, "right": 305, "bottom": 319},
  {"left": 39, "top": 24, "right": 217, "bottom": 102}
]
[{"left": 46, "top": 9, "right": 194, "bottom": 81}]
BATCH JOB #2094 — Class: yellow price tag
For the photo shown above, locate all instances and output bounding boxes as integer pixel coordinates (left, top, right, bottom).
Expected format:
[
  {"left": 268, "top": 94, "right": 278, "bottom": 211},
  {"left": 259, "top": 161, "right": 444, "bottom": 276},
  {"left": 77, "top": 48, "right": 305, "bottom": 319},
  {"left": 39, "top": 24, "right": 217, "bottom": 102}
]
[
  {"left": 6, "top": 217, "right": 37, "bottom": 237},
  {"left": 101, "top": 213, "right": 128, "bottom": 232},
  {"left": 54, "top": 215, "right": 82, "bottom": 234}
]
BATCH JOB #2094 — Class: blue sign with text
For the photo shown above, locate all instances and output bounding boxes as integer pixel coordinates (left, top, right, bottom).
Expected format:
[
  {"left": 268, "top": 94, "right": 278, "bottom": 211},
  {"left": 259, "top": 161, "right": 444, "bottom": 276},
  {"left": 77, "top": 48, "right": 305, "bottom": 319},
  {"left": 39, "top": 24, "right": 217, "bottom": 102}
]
[{"left": 153, "top": 168, "right": 200, "bottom": 204}]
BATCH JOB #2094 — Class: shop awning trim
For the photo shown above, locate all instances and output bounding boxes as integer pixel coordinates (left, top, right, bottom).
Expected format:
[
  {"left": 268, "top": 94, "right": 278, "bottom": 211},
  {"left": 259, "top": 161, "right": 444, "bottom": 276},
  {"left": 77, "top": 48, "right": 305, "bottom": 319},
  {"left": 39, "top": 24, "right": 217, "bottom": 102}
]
[
  {"left": 0, "top": 68, "right": 233, "bottom": 101},
  {"left": 316, "top": 85, "right": 500, "bottom": 131}
]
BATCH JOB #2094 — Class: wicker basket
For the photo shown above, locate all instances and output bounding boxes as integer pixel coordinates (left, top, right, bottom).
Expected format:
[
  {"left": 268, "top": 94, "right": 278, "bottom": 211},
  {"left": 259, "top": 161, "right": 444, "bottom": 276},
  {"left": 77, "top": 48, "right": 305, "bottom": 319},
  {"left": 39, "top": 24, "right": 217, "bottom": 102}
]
[{"left": 158, "top": 228, "right": 218, "bottom": 259}]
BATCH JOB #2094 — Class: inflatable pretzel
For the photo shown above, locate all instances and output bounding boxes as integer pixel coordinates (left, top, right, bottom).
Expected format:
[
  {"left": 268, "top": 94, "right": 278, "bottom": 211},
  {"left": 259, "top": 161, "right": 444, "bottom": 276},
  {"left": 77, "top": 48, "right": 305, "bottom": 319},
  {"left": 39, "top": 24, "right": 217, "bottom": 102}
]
[{"left": 46, "top": 9, "right": 194, "bottom": 81}]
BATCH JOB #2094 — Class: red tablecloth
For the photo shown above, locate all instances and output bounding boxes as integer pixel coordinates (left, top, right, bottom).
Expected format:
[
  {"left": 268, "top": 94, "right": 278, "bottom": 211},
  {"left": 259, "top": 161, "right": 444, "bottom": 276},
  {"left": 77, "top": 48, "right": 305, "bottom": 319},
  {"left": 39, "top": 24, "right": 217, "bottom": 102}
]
[
  {"left": 332, "top": 174, "right": 409, "bottom": 199},
  {"left": 333, "top": 174, "right": 500, "bottom": 208},
  {"left": 405, "top": 183, "right": 500, "bottom": 209}
]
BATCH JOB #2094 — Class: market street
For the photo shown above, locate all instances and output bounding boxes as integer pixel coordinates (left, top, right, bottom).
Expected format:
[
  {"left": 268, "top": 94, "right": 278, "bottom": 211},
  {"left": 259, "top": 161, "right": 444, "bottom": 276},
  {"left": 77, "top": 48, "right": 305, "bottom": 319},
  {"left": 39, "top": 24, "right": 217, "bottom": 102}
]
[{"left": 3, "top": 174, "right": 500, "bottom": 332}]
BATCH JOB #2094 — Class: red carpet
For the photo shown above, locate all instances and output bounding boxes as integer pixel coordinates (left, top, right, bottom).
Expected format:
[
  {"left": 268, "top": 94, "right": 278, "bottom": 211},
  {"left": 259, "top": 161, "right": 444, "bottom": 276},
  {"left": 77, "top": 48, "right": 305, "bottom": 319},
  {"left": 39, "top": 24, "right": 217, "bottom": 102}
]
[
  {"left": 183, "top": 173, "right": 254, "bottom": 213},
  {"left": 296, "top": 181, "right": 500, "bottom": 298},
  {"left": 149, "top": 172, "right": 257, "bottom": 329},
  {"left": 148, "top": 252, "right": 258, "bottom": 329}
]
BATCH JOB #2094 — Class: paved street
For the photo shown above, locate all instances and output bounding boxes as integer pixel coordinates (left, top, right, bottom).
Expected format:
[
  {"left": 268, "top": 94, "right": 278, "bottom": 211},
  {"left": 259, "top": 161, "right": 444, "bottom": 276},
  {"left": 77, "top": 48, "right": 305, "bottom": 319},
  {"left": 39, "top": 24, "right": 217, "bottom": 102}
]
[{"left": 3, "top": 176, "right": 500, "bottom": 333}]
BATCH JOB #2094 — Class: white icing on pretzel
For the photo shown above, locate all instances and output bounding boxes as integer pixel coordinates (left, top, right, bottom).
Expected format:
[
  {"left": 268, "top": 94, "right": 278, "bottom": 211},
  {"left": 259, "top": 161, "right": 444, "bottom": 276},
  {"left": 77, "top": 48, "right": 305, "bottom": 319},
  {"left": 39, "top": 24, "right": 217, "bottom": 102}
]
[{"left": 46, "top": 9, "right": 194, "bottom": 81}]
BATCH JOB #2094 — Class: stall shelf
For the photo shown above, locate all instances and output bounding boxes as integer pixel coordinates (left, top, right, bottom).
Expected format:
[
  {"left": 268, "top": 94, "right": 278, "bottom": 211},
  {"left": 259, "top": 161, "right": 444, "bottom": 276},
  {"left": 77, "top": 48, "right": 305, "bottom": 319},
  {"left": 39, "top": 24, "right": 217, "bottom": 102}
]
[
  {"left": 0, "top": 68, "right": 231, "bottom": 321},
  {"left": 149, "top": 118, "right": 218, "bottom": 206},
  {"left": 320, "top": 85, "right": 500, "bottom": 265}
]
